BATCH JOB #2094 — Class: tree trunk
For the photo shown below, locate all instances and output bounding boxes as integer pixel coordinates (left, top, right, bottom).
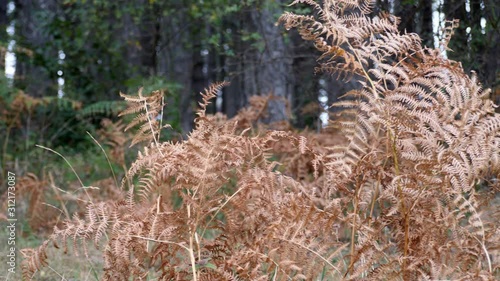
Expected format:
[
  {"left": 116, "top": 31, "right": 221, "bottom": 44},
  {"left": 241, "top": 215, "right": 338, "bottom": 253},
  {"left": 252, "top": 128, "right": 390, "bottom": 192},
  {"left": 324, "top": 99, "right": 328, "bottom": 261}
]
[
  {"left": 13, "top": 0, "right": 57, "bottom": 98},
  {"left": 419, "top": 0, "right": 434, "bottom": 48},
  {"left": 224, "top": 17, "right": 246, "bottom": 118},
  {"left": 248, "top": 1, "right": 293, "bottom": 123},
  {"left": 0, "top": 0, "right": 9, "bottom": 64},
  {"left": 120, "top": 12, "right": 142, "bottom": 79},
  {"left": 395, "top": 0, "right": 417, "bottom": 34},
  {"left": 157, "top": 7, "right": 193, "bottom": 134},
  {"left": 290, "top": 32, "right": 319, "bottom": 128},
  {"left": 483, "top": 0, "right": 499, "bottom": 91},
  {"left": 138, "top": 3, "right": 160, "bottom": 76},
  {"left": 444, "top": 0, "right": 469, "bottom": 60}
]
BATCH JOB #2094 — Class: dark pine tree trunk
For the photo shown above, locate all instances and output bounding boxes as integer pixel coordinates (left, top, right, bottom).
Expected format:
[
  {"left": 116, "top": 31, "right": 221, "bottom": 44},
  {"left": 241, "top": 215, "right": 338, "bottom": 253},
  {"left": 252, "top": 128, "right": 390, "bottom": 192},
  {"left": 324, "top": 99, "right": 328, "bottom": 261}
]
[
  {"left": 419, "top": 0, "right": 434, "bottom": 48},
  {"left": 248, "top": 1, "right": 294, "bottom": 124},
  {"left": 13, "top": 0, "right": 57, "bottom": 98},
  {"left": 223, "top": 16, "right": 246, "bottom": 118},
  {"left": 481, "top": 0, "right": 499, "bottom": 89},
  {"left": 0, "top": 0, "right": 7, "bottom": 48},
  {"left": 444, "top": 0, "right": 469, "bottom": 62}
]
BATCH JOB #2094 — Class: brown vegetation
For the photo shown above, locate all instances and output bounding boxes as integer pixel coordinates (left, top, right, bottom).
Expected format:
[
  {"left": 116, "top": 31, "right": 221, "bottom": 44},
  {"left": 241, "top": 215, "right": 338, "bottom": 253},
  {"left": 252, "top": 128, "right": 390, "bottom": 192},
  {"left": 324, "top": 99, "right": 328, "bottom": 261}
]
[{"left": 15, "top": 0, "right": 500, "bottom": 280}]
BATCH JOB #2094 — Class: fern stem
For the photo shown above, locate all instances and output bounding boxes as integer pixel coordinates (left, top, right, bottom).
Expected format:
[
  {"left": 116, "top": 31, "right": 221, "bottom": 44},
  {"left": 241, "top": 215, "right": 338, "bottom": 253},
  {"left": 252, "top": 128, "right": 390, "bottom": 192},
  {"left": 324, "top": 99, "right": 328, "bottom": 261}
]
[
  {"left": 186, "top": 203, "right": 198, "bottom": 281},
  {"left": 143, "top": 98, "right": 164, "bottom": 157},
  {"left": 460, "top": 195, "right": 491, "bottom": 273},
  {"left": 159, "top": 94, "right": 165, "bottom": 140},
  {"left": 47, "top": 265, "right": 68, "bottom": 280},
  {"left": 189, "top": 232, "right": 197, "bottom": 281},
  {"left": 199, "top": 184, "right": 247, "bottom": 239},
  {"left": 247, "top": 249, "right": 290, "bottom": 280},
  {"left": 122, "top": 163, "right": 131, "bottom": 190},
  {"left": 368, "top": 179, "right": 380, "bottom": 221},
  {"left": 346, "top": 180, "right": 361, "bottom": 277},
  {"left": 129, "top": 235, "right": 190, "bottom": 252},
  {"left": 346, "top": 41, "right": 378, "bottom": 99},
  {"left": 389, "top": 130, "right": 409, "bottom": 280},
  {"left": 278, "top": 237, "right": 342, "bottom": 276}
]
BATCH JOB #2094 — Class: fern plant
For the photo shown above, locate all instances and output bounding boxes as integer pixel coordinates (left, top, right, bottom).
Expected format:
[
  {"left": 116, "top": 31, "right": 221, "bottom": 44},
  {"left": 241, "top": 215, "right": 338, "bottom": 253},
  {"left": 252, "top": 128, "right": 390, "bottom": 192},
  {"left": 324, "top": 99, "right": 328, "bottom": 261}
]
[
  {"left": 20, "top": 0, "right": 499, "bottom": 280},
  {"left": 119, "top": 88, "right": 169, "bottom": 147},
  {"left": 280, "top": 0, "right": 499, "bottom": 279}
]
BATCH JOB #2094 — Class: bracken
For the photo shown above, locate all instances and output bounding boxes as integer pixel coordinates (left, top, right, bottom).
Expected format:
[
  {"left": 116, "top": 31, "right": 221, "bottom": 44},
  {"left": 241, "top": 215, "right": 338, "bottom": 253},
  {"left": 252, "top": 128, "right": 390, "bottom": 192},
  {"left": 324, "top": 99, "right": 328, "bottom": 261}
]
[{"left": 21, "top": 1, "right": 499, "bottom": 280}]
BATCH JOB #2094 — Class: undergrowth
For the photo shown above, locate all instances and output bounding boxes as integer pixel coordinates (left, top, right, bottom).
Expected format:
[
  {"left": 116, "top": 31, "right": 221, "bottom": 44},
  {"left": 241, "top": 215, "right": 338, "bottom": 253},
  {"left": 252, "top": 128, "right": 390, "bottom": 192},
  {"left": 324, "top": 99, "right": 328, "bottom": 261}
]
[{"left": 9, "top": 0, "right": 500, "bottom": 280}]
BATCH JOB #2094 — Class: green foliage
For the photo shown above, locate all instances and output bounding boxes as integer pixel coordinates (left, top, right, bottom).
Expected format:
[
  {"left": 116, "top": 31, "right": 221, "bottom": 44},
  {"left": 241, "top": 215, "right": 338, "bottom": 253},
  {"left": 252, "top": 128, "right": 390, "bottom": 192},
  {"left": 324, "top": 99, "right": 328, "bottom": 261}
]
[
  {"left": 78, "top": 100, "right": 127, "bottom": 118},
  {"left": 241, "top": 31, "right": 265, "bottom": 52},
  {"left": 2, "top": 70, "right": 183, "bottom": 186},
  {"left": 124, "top": 76, "right": 181, "bottom": 98},
  {"left": 36, "top": 2, "right": 133, "bottom": 101}
]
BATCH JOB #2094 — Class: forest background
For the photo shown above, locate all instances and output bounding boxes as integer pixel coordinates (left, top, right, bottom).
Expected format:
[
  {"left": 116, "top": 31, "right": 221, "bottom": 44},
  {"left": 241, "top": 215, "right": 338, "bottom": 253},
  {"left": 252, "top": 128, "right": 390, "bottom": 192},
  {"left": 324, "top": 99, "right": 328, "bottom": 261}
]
[
  {"left": 0, "top": 0, "right": 499, "bottom": 178},
  {"left": 0, "top": 0, "right": 499, "bottom": 279}
]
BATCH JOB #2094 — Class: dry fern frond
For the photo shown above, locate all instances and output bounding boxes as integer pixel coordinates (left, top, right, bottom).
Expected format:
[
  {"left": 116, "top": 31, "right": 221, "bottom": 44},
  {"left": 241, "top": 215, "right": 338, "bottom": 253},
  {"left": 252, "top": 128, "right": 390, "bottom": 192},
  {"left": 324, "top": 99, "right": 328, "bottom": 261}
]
[
  {"left": 21, "top": 1, "right": 500, "bottom": 280},
  {"left": 20, "top": 241, "right": 50, "bottom": 279},
  {"left": 119, "top": 88, "right": 169, "bottom": 147},
  {"left": 196, "top": 81, "right": 229, "bottom": 120},
  {"left": 232, "top": 94, "right": 291, "bottom": 132},
  {"left": 279, "top": 0, "right": 418, "bottom": 83},
  {"left": 440, "top": 19, "right": 460, "bottom": 51},
  {"left": 97, "top": 118, "right": 130, "bottom": 166},
  {"left": 0, "top": 173, "right": 63, "bottom": 234},
  {"left": 282, "top": 1, "right": 499, "bottom": 279}
]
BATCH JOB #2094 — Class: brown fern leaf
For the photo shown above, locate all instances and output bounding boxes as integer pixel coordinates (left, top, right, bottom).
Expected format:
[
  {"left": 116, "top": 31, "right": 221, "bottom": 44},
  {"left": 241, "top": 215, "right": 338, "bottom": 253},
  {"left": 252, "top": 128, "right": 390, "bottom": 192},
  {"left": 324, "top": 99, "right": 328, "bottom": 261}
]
[
  {"left": 20, "top": 1, "right": 500, "bottom": 280},
  {"left": 119, "top": 88, "right": 169, "bottom": 147},
  {"left": 20, "top": 241, "right": 50, "bottom": 279},
  {"left": 196, "top": 81, "right": 229, "bottom": 120},
  {"left": 282, "top": 0, "right": 500, "bottom": 279},
  {"left": 279, "top": 0, "right": 420, "bottom": 82}
]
